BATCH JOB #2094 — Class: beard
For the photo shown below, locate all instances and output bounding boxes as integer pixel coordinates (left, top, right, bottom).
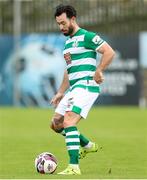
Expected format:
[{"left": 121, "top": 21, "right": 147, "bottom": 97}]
[{"left": 63, "top": 26, "right": 74, "bottom": 36}]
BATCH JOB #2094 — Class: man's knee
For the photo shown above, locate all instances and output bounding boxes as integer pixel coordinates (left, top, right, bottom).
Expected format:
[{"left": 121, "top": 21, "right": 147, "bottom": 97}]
[
  {"left": 50, "top": 121, "right": 55, "bottom": 131},
  {"left": 63, "top": 111, "right": 81, "bottom": 128},
  {"left": 50, "top": 114, "right": 64, "bottom": 133}
]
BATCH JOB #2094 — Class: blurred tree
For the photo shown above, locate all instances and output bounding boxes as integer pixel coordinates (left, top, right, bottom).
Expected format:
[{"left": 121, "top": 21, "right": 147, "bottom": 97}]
[{"left": 0, "top": 0, "right": 147, "bottom": 35}]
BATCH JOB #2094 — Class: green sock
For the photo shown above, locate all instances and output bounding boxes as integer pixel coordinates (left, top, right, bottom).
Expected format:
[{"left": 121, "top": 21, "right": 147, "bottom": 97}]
[
  {"left": 57, "top": 129, "right": 90, "bottom": 147},
  {"left": 79, "top": 133, "right": 90, "bottom": 147},
  {"left": 65, "top": 126, "right": 80, "bottom": 164},
  {"left": 55, "top": 128, "right": 65, "bottom": 136}
]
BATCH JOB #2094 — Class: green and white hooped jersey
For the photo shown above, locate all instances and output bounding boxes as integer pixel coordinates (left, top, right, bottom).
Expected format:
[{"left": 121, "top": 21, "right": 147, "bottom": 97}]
[{"left": 63, "top": 28, "right": 105, "bottom": 93}]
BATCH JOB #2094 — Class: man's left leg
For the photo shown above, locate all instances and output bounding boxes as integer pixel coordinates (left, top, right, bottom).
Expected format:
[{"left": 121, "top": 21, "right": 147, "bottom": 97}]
[
  {"left": 58, "top": 111, "right": 81, "bottom": 175},
  {"left": 51, "top": 114, "right": 98, "bottom": 160}
]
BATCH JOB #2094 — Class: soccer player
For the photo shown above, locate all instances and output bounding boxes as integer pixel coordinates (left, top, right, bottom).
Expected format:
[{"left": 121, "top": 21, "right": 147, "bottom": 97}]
[{"left": 50, "top": 4, "right": 115, "bottom": 175}]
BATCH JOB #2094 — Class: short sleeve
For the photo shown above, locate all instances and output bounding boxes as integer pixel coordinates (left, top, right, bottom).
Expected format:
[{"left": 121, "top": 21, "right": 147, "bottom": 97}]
[{"left": 84, "top": 31, "right": 105, "bottom": 51}]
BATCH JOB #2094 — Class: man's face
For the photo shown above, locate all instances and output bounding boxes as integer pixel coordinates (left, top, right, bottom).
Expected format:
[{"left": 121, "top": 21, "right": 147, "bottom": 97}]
[{"left": 56, "top": 13, "right": 74, "bottom": 36}]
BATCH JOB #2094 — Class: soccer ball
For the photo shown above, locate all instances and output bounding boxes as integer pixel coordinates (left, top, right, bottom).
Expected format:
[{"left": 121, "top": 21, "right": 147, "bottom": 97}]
[{"left": 35, "top": 152, "right": 58, "bottom": 174}]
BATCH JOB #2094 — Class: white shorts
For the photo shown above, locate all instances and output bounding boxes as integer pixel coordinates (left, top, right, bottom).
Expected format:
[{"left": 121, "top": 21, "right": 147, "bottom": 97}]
[{"left": 55, "top": 87, "right": 99, "bottom": 119}]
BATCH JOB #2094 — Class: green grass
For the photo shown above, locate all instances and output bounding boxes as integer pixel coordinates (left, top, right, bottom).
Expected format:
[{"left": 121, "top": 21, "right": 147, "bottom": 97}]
[{"left": 0, "top": 106, "right": 147, "bottom": 179}]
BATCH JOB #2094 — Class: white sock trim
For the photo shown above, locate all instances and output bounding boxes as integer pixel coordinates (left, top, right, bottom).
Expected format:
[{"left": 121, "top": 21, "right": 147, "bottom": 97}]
[
  {"left": 69, "top": 164, "right": 79, "bottom": 169},
  {"left": 84, "top": 141, "right": 93, "bottom": 149}
]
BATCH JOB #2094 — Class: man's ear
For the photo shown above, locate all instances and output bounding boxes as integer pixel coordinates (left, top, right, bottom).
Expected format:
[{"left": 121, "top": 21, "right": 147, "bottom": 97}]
[{"left": 71, "top": 16, "right": 76, "bottom": 22}]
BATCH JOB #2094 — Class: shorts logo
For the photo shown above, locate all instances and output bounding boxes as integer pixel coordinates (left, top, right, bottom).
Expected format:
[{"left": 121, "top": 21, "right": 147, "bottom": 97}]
[
  {"left": 67, "top": 97, "right": 74, "bottom": 108},
  {"left": 64, "top": 52, "right": 72, "bottom": 65}
]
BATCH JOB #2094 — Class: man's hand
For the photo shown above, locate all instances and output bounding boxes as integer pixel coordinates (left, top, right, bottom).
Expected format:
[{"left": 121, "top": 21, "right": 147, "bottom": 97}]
[
  {"left": 94, "top": 42, "right": 115, "bottom": 84},
  {"left": 50, "top": 92, "right": 64, "bottom": 107},
  {"left": 93, "top": 69, "right": 104, "bottom": 84}
]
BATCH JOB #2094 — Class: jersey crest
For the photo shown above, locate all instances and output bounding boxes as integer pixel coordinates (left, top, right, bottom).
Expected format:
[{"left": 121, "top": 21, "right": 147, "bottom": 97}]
[{"left": 72, "top": 39, "right": 79, "bottom": 48}]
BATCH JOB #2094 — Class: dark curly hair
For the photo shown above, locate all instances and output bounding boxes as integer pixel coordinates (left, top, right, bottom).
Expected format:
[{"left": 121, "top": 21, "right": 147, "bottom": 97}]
[{"left": 54, "top": 4, "right": 77, "bottom": 19}]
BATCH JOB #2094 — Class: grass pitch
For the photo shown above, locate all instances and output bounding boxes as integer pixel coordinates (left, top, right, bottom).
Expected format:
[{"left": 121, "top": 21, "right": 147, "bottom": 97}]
[{"left": 0, "top": 106, "right": 147, "bottom": 179}]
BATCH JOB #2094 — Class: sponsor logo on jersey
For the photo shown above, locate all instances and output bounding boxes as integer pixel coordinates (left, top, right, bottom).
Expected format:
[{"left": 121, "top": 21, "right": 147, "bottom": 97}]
[{"left": 64, "top": 52, "right": 72, "bottom": 65}]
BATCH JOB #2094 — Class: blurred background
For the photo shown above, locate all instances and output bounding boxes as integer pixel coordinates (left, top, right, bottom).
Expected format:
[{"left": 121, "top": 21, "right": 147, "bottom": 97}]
[{"left": 0, "top": 0, "right": 147, "bottom": 108}]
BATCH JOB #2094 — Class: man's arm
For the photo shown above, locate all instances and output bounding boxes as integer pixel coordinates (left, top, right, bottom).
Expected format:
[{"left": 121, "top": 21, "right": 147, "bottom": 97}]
[
  {"left": 94, "top": 43, "right": 115, "bottom": 84},
  {"left": 50, "top": 70, "right": 69, "bottom": 106},
  {"left": 57, "top": 69, "right": 69, "bottom": 94}
]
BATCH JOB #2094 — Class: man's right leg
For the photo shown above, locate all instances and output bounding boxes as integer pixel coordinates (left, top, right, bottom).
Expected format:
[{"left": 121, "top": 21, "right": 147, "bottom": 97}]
[
  {"left": 50, "top": 89, "right": 97, "bottom": 155},
  {"left": 50, "top": 113, "right": 98, "bottom": 159},
  {"left": 50, "top": 113, "right": 65, "bottom": 135},
  {"left": 79, "top": 134, "right": 98, "bottom": 158},
  {"left": 50, "top": 113, "right": 92, "bottom": 143}
]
